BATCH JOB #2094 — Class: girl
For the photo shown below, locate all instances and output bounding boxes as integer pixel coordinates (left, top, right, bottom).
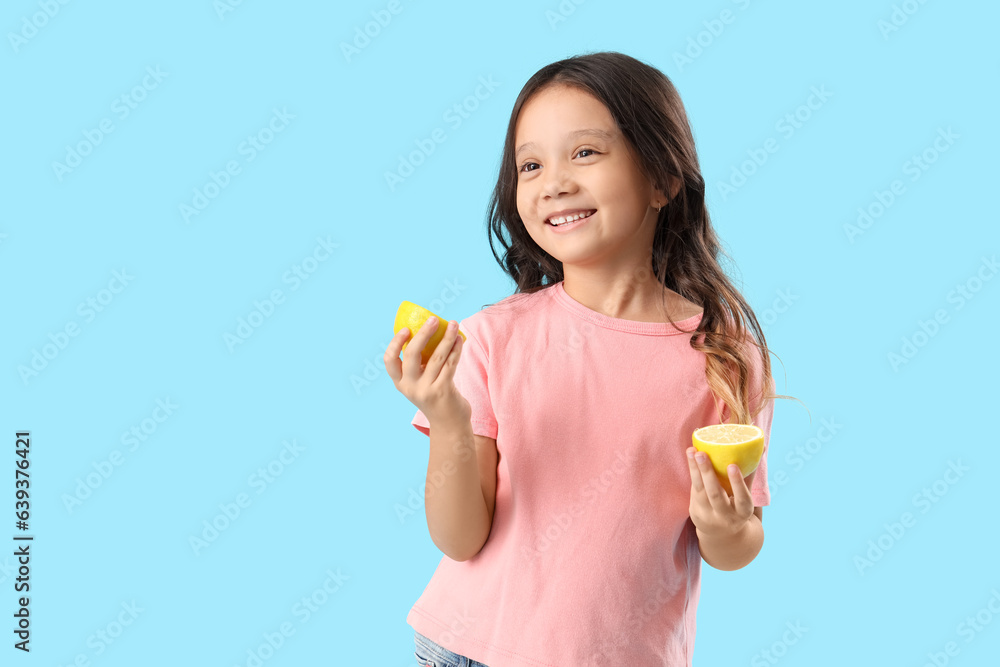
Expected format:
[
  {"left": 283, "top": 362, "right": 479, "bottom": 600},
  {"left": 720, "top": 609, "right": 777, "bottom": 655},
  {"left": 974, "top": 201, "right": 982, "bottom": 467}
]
[{"left": 385, "top": 51, "right": 796, "bottom": 667}]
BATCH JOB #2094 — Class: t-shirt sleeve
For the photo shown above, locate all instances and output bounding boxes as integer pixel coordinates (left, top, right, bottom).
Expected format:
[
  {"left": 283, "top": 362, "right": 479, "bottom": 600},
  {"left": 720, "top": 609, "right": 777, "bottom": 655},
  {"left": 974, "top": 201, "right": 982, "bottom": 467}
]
[{"left": 411, "top": 317, "right": 499, "bottom": 440}]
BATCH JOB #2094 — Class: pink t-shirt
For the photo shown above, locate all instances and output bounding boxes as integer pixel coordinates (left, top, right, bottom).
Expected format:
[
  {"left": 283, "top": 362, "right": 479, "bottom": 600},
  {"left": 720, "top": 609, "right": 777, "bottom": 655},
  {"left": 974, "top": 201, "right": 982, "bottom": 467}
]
[{"left": 407, "top": 280, "right": 773, "bottom": 667}]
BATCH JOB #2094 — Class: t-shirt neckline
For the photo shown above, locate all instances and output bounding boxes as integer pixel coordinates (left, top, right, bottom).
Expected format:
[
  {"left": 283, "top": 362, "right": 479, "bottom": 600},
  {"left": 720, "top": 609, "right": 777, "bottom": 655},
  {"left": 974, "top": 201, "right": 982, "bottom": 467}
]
[{"left": 552, "top": 280, "right": 703, "bottom": 335}]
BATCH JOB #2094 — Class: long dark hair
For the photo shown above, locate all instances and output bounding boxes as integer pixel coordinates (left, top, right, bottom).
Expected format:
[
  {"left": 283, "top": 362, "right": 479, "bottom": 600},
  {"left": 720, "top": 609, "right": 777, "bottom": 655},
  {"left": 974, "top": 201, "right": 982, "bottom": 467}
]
[{"left": 482, "top": 51, "right": 799, "bottom": 425}]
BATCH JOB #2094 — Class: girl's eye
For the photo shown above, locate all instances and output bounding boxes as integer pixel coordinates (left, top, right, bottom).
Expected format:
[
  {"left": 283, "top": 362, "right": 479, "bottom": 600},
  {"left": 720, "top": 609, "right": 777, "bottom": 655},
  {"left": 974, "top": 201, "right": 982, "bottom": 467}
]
[{"left": 518, "top": 149, "right": 599, "bottom": 174}]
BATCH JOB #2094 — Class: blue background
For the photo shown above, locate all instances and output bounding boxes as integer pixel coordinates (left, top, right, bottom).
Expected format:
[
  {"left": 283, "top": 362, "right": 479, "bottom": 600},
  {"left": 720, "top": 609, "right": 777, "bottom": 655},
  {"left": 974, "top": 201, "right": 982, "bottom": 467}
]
[{"left": 3, "top": 0, "right": 998, "bottom": 664}]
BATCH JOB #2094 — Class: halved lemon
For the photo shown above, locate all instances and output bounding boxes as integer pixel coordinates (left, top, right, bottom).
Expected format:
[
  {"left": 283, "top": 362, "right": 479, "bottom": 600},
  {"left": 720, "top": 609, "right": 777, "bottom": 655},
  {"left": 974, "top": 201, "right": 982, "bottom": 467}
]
[
  {"left": 394, "top": 301, "right": 466, "bottom": 365},
  {"left": 691, "top": 424, "right": 765, "bottom": 495}
]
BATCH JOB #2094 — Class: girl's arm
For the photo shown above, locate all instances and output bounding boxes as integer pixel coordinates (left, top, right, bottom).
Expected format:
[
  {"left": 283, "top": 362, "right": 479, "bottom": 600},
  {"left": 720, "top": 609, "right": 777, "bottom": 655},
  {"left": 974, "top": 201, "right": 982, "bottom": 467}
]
[{"left": 424, "top": 416, "right": 493, "bottom": 562}]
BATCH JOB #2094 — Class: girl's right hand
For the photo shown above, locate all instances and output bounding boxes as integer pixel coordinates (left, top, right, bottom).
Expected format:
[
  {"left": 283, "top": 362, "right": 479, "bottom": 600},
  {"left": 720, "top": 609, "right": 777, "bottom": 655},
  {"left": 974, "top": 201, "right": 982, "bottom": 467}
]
[{"left": 384, "top": 316, "right": 472, "bottom": 426}]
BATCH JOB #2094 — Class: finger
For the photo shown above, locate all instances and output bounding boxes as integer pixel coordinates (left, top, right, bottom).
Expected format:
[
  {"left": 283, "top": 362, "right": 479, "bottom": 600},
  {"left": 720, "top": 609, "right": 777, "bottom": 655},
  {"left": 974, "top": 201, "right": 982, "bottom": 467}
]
[
  {"left": 423, "top": 320, "right": 460, "bottom": 382},
  {"left": 432, "top": 327, "right": 464, "bottom": 387},
  {"left": 694, "top": 450, "right": 728, "bottom": 511},
  {"left": 728, "top": 464, "right": 755, "bottom": 517},
  {"left": 686, "top": 447, "right": 706, "bottom": 496},
  {"left": 401, "top": 316, "right": 440, "bottom": 379},
  {"left": 383, "top": 328, "right": 411, "bottom": 383}
]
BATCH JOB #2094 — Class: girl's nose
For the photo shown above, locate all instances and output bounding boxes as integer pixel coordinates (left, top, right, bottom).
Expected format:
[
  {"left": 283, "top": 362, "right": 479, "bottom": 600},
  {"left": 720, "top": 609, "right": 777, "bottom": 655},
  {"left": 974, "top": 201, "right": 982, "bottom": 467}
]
[{"left": 541, "top": 163, "right": 574, "bottom": 197}]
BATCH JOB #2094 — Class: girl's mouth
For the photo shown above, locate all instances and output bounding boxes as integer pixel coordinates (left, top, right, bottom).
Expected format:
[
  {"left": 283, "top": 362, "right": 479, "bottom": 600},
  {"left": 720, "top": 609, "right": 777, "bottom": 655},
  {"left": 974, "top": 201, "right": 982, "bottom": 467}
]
[{"left": 546, "top": 209, "right": 596, "bottom": 229}]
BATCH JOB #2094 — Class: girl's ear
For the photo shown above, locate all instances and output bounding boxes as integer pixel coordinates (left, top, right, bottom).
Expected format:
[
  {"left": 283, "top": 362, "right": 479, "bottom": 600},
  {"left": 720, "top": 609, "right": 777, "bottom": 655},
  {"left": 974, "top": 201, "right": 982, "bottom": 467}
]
[
  {"left": 651, "top": 176, "right": 682, "bottom": 207},
  {"left": 666, "top": 175, "right": 682, "bottom": 200}
]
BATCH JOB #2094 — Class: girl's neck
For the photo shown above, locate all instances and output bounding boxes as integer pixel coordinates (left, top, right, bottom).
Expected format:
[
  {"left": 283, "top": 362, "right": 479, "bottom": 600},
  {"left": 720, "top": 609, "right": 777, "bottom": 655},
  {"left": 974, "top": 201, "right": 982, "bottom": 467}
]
[{"left": 561, "top": 275, "right": 702, "bottom": 323}]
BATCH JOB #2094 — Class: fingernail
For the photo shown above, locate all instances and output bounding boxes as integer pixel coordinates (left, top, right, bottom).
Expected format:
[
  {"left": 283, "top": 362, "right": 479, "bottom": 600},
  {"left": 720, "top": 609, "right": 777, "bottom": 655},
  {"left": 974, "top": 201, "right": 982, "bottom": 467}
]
[{"left": 686, "top": 449, "right": 694, "bottom": 459}]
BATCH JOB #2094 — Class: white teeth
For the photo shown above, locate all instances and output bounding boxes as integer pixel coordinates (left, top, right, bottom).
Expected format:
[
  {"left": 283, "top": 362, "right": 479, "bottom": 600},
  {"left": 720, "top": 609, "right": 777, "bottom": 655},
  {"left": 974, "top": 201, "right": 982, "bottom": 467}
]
[{"left": 548, "top": 210, "right": 595, "bottom": 225}]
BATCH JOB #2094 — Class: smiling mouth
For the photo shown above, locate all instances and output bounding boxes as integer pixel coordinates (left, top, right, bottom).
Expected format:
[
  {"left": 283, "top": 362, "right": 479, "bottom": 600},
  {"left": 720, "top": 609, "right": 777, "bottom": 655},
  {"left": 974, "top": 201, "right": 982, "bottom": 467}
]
[{"left": 546, "top": 209, "right": 597, "bottom": 226}]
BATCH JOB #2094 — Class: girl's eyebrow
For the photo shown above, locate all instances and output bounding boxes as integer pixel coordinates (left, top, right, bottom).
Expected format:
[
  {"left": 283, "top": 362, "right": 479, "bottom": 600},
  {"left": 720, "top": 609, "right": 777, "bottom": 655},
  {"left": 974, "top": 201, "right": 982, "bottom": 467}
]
[{"left": 515, "top": 128, "right": 615, "bottom": 162}]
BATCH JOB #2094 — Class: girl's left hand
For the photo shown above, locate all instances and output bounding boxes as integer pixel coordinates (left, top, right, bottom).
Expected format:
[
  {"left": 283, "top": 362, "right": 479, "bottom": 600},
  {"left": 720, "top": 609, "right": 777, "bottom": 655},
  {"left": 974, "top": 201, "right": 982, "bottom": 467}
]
[{"left": 685, "top": 446, "right": 754, "bottom": 539}]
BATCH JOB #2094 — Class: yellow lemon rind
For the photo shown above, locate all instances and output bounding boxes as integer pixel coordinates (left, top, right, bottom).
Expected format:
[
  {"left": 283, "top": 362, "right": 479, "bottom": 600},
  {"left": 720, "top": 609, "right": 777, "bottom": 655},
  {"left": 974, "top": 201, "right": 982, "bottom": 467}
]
[
  {"left": 394, "top": 300, "right": 466, "bottom": 364},
  {"left": 691, "top": 425, "right": 765, "bottom": 494}
]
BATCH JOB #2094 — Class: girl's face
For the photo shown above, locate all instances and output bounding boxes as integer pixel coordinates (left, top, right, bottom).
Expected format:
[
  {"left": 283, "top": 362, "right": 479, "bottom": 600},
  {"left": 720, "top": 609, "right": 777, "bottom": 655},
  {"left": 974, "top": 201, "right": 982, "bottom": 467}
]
[{"left": 514, "top": 84, "right": 663, "bottom": 274}]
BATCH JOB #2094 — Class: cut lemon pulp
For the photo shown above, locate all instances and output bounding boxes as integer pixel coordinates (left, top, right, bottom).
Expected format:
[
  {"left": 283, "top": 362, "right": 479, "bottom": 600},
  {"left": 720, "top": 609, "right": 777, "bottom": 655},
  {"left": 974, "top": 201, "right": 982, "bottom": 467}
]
[
  {"left": 691, "top": 424, "right": 765, "bottom": 496},
  {"left": 394, "top": 301, "right": 466, "bottom": 365}
]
